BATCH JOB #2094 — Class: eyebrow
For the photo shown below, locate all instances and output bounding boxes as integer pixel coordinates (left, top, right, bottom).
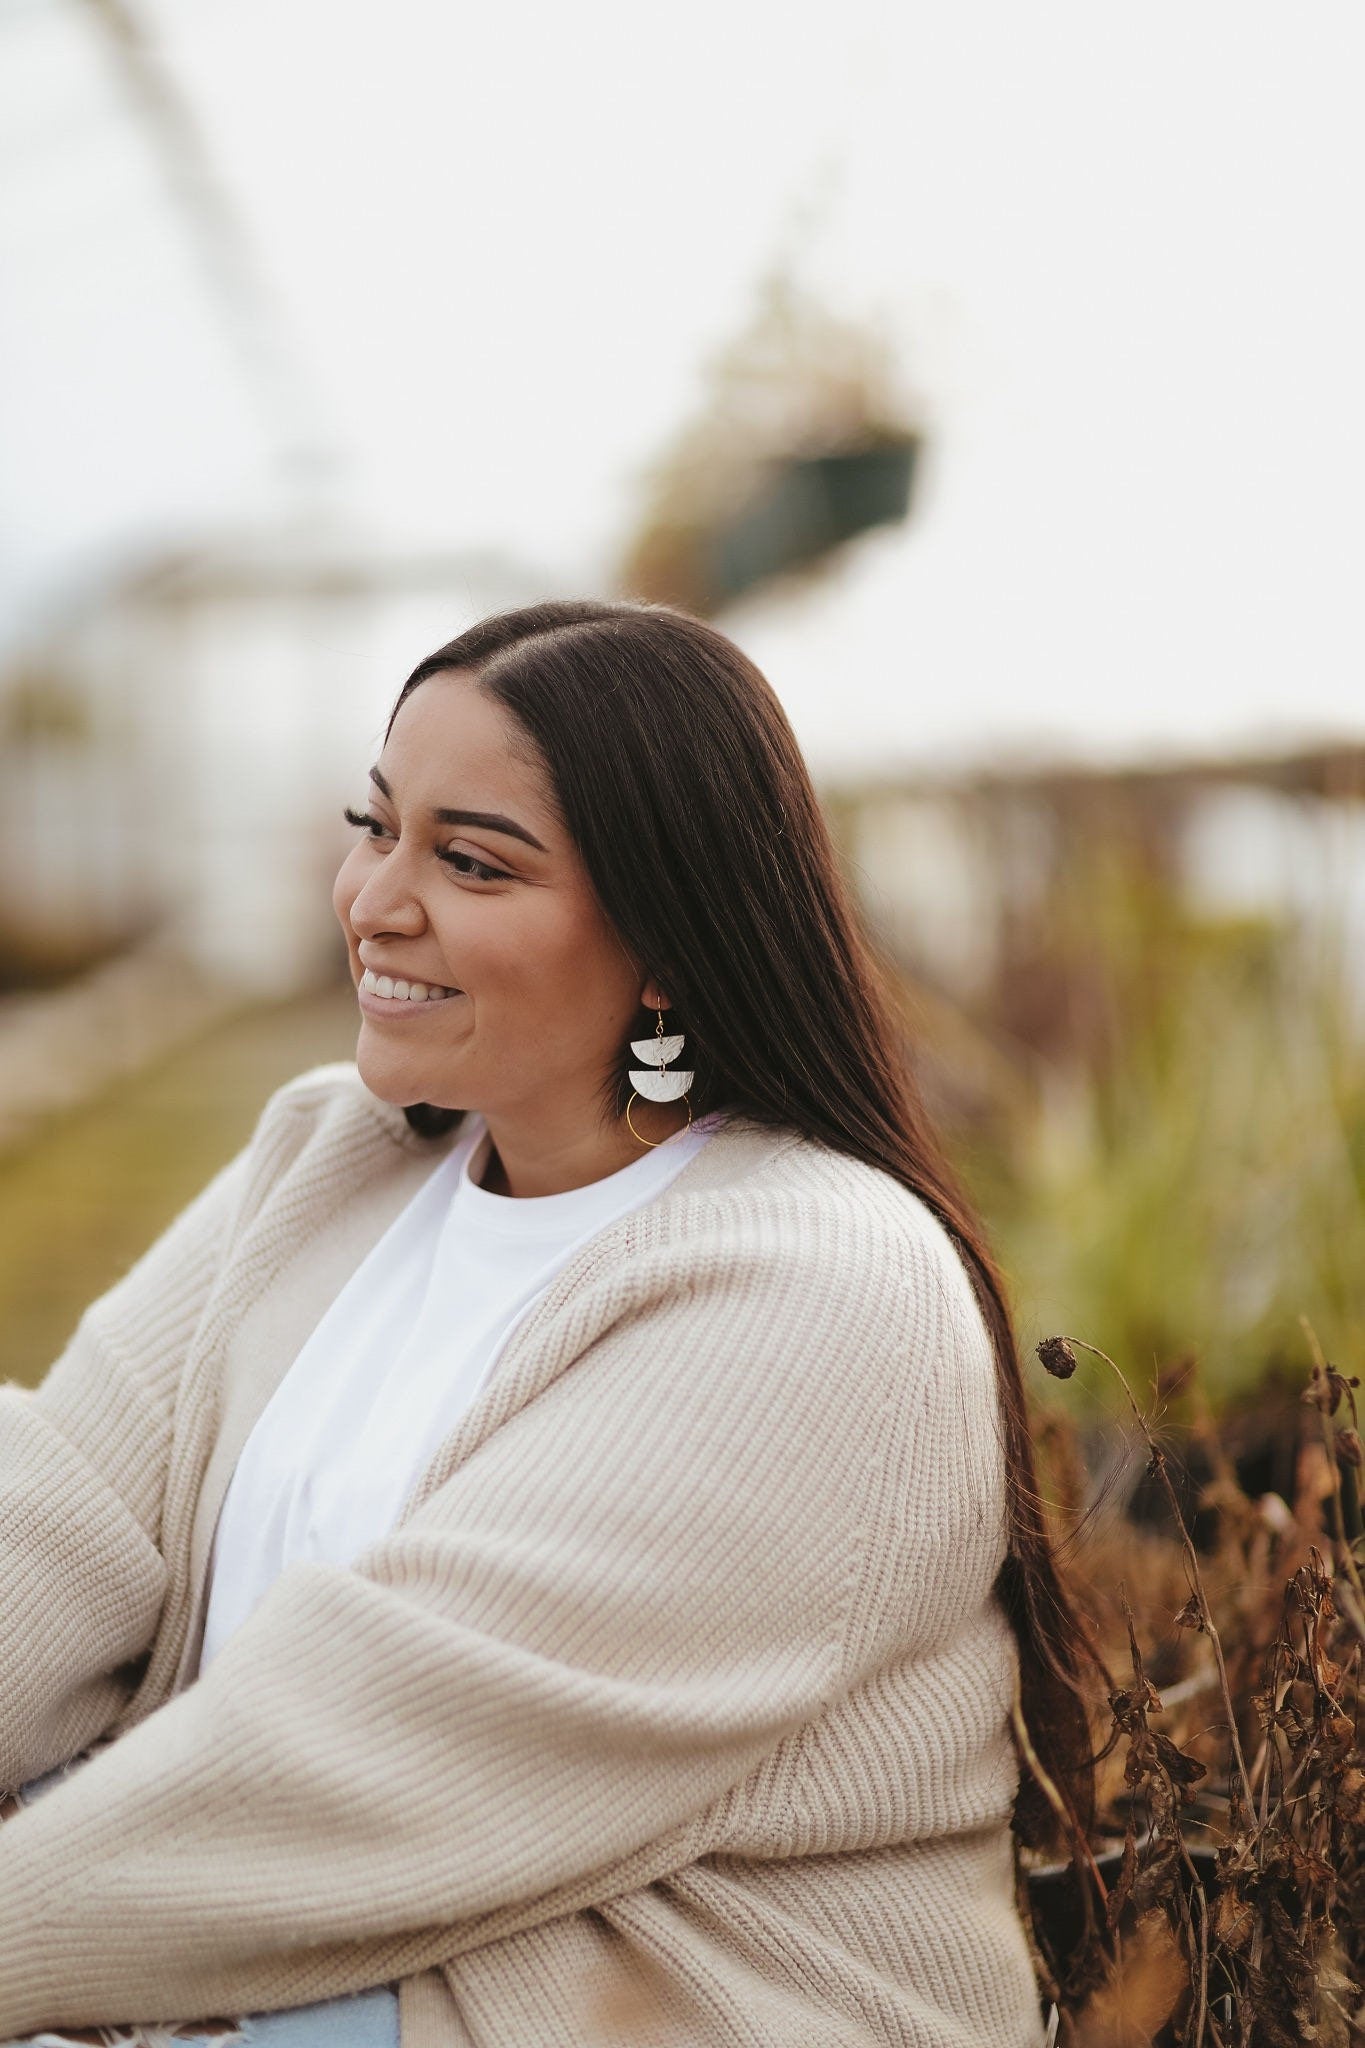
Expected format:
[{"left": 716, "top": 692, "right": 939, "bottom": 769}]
[{"left": 368, "top": 766, "right": 548, "bottom": 853}]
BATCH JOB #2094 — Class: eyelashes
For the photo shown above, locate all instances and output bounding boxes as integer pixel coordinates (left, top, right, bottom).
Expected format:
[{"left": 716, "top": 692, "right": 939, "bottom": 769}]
[
  {"left": 341, "top": 806, "right": 511, "bottom": 884},
  {"left": 441, "top": 848, "right": 512, "bottom": 882}
]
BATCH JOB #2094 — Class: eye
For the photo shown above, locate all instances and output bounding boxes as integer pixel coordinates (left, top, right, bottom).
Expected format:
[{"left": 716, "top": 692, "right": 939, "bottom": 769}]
[
  {"left": 436, "top": 848, "right": 511, "bottom": 883},
  {"left": 342, "top": 806, "right": 509, "bottom": 883},
  {"left": 342, "top": 805, "right": 388, "bottom": 838}
]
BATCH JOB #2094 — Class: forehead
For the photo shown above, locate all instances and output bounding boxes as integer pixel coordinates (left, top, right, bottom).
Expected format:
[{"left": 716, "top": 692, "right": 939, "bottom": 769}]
[{"left": 382, "top": 672, "right": 553, "bottom": 815}]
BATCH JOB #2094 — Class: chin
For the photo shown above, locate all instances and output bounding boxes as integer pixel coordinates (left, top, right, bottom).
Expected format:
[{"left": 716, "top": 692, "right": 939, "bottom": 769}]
[
  {"left": 354, "top": 1038, "right": 431, "bottom": 1106},
  {"left": 356, "top": 1041, "right": 473, "bottom": 1120}
]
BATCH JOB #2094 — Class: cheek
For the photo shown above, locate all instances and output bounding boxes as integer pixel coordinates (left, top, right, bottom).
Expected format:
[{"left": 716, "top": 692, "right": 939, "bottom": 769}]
[{"left": 534, "top": 903, "right": 634, "bottom": 1000}]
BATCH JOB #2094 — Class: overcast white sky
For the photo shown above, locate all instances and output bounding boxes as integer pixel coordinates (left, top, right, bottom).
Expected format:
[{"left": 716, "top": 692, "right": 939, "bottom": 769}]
[{"left": 1, "top": 0, "right": 1361, "bottom": 774}]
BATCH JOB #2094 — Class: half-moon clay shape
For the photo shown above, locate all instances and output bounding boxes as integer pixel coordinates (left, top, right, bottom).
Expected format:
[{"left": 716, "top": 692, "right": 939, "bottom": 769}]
[
  {"left": 629, "top": 1034, "right": 686, "bottom": 1065},
  {"left": 628, "top": 1067, "right": 695, "bottom": 1103}
]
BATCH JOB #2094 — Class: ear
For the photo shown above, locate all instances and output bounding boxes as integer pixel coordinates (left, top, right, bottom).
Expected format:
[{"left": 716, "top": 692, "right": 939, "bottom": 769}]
[{"left": 639, "top": 981, "right": 672, "bottom": 1011}]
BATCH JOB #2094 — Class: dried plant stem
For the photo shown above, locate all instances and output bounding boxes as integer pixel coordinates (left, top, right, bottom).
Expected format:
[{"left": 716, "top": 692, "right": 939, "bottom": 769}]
[
  {"left": 1115, "top": 1587, "right": 1213, "bottom": 2048},
  {"left": 1184, "top": 1853, "right": 1210, "bottom": 2048},
  {"left": 1009, "top": 1667, "right": 1110, "bottom": 1936},
  {"left": 1053, "top": 1336, "right": 1257, "bottom": 1818},
  {"left": 1298, "top": 1315, "right": 1365, "bottom": 1635},
  {"left": 1248, "top": 1641, "right": 1282, "bottom": 1833},
  {"left": 1336, "top": 1573, "right": 1365, "bottom": 1645}
]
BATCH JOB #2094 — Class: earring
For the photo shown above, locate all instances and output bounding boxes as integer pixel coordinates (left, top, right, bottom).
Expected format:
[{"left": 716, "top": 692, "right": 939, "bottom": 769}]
[{"left": 625, "top": 1002, "right": 694, "bottom": 1148}]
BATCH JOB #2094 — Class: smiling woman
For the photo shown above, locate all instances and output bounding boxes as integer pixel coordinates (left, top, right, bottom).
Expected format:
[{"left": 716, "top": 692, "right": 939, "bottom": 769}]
[
  {"left": 0, "top": 599, "right": 1102, "bottom": 2048},
  {"left": 328, "top": 667, "right": 694, "bottom": 1193}
]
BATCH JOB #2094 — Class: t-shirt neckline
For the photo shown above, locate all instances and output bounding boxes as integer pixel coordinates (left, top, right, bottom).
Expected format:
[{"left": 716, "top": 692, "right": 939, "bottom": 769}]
[{"left": 452, "top": 1110, "right": 725, "bottom": 1234}]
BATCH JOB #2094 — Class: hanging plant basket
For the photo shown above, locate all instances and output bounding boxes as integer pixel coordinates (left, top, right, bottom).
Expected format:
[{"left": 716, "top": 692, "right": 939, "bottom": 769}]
[
  {"left": 617, "top": 272, "right": 925, "bottom": 615},
  {"left": 703, "top": 434, "right": 919, "bottom": 607}
]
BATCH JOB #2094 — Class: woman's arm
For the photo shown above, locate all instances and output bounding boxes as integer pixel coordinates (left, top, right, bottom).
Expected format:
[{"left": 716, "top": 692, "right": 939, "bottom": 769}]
[
  {"left": 0, "top": 1199, "right": 996, "bottom": 2038},
  {"left": 0, "top": 1073, "right": 337, "bottom": 1796}
]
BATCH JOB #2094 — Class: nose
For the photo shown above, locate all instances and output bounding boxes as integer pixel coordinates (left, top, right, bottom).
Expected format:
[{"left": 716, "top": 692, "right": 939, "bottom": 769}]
[{"left": 345, "top": 850, "right": 426, "bottom": 940}]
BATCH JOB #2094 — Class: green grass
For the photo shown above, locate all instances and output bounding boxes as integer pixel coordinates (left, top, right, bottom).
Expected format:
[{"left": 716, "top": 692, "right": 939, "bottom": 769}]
[
  {"left": 947, "top": 853, "right": 1365, "bottom": 1409},
  {"left": 0, "top": 982, "right": 359, "bottom": 1387}
]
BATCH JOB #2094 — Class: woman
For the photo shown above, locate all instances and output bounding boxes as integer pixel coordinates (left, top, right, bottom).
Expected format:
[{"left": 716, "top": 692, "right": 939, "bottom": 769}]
[{"left": 0, "top": 599, "right": 1097, "bottom": 2047}]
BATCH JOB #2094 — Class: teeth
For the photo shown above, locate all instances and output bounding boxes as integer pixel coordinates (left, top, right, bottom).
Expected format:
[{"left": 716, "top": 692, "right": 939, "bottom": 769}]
[{"left": 360, "top": 969, "right": 458, "bottom": 1002}]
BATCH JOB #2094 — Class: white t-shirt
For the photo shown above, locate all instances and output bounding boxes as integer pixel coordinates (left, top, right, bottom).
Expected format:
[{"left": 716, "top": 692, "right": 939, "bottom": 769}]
[{"left": 197, "top": 1107, "right": 723, "bottom": 1675}]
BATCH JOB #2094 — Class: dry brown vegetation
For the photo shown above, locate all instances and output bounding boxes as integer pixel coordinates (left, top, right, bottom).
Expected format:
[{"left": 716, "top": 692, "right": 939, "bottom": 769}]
[{"left": 1023, "top": 1325, "right": 1365, "bottom": 2047}]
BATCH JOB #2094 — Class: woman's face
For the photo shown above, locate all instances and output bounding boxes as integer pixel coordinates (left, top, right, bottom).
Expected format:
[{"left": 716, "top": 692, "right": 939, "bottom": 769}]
[{"left": 332, "top": 668, "right": 660, "bottom": 1120}]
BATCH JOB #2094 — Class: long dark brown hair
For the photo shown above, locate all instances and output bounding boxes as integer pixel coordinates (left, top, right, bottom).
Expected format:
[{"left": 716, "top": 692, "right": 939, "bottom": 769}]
[{"left": 383, "top": 596, "right": 1102, "bottom": 1849}]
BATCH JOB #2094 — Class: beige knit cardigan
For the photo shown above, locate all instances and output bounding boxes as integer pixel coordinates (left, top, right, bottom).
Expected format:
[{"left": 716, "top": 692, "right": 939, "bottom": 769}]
[{"left": 0, "top": 1062, "right": 1045, "bottom": 2047}]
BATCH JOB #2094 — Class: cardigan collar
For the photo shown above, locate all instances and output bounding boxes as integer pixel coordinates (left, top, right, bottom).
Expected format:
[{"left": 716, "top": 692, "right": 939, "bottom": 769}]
[
  {"left": 346, "top": 1066, "right": 806, "bottom": 1203},
  {"left": 169, "top": 1068, "right": 808, "bottom": 1692}
]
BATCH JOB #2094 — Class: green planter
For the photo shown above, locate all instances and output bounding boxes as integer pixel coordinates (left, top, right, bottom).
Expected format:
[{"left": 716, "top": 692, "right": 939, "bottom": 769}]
[{"left": 705, "top": 436, "right": 919, "bottom": 606}]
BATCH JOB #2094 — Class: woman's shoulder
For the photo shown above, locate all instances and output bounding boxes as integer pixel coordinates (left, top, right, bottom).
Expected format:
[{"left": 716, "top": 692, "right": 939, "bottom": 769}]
[
  {"left": 211, "top": 1063, "right": 465, "bottom": 1241},
  {"left": 655, "top": 1117, "right": 993, "bottom": 1363},
  {"left": 681, "top": 1129, "right": 1007, "bottom": 1528},
  {"left": 677, "top": 1114, "right": 974, "bottom": 1263}
]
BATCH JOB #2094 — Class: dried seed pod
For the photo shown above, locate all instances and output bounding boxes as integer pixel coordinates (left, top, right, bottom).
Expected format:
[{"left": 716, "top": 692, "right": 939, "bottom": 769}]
[
  {"left": 1320, "top": 1710, "right": 1356, "bottom": 1761},
  {"left": 1037, "top": 1335, "right": 1078, "bottom": 1380},
  {"left": 1335, "top": 1765, "right": 1365, "bottom": 1823},
  {"left": 1173, "top": 1593, "right": 1205, "bottom": 1632},
  {"left": 1302, "top": 1361, "right": 1361, "bottom": 1416}
]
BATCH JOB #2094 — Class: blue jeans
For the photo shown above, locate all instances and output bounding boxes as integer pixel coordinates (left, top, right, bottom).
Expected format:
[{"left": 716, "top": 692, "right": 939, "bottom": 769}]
[{"left": 3, "top": 1764, "right": 401, "bottom": 2048}]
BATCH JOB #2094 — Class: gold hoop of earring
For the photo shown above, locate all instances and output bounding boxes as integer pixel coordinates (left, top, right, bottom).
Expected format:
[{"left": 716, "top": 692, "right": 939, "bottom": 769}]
[{"left": 625, "top": 1001, "right": 694, "bottom": 1148}]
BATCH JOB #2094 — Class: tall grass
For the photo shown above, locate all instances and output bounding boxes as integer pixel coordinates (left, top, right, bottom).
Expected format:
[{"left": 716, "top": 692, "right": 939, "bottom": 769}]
[{"left": 900, "top": 826, "right": 1365, "bottom": 1408}]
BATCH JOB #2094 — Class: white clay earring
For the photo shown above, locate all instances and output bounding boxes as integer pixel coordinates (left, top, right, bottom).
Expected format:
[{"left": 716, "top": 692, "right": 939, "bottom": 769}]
[{"left": 625, "top": 1001, "right": 694, "bottom": 1147}]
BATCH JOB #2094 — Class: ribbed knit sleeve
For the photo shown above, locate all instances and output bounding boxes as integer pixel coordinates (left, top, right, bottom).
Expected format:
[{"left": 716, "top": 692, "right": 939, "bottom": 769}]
[
  {"left": 0, "top": 1199, "right": 943, "bottom": 2037},
  {"left": 0, "top": 1143, "right": 258, "bottom": 1796},
  {"left": 0, "top": 1073, "right": 343, "bottom": 1800}
]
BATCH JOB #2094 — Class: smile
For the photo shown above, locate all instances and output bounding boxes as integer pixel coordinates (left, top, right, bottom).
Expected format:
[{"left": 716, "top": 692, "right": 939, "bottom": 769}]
[{"left": 357, "top": 975, "right": 465, "bottom": 1018}]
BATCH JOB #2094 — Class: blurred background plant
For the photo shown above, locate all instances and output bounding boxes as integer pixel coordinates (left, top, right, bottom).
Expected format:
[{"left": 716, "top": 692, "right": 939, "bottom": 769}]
[{"left": 859, "top": 752, "right": 1365, "bottom": 1421}]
